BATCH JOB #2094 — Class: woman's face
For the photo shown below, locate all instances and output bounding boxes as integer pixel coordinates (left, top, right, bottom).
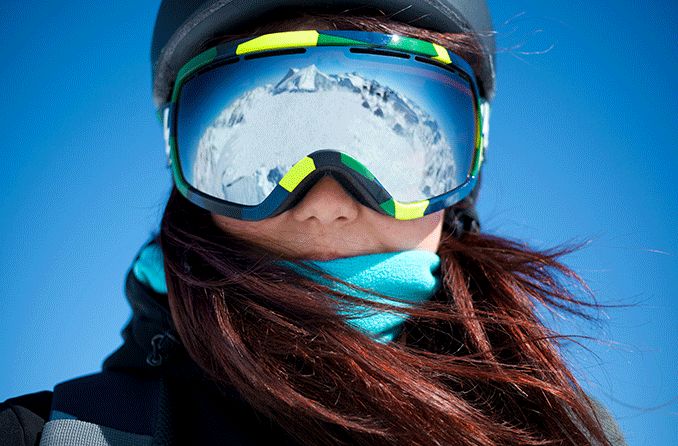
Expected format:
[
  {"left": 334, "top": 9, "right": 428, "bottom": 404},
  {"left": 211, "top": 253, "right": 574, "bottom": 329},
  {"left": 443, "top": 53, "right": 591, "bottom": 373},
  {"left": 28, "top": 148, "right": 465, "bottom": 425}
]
[
  {"left": 211, "top": 175, "right": 444, "bottom": 260},
  {"left": 209, "top": 17, "right": 444, "bottom": 260}
]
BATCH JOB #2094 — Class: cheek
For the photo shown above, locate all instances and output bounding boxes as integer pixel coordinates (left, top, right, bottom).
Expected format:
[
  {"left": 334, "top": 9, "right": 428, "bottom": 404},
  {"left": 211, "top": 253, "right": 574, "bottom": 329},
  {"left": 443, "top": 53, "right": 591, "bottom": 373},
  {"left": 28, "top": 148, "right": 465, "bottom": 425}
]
[
  {"left": 408, "top": 210, "right": 443, "bottom": 232},
  {"left": 380, "top": 211, "right": 444, "bottom": 245},
  {"left": 211, "top": 213, "right": 234, "bottom": 233},
  {"left": 414, "top": 211, "right": 445, "bottom": 250},
  {"left": 211, "top": 213, "right": 271, "bottom": 241},
  {"left": 211, "top": 213, "right": 305, "bottom": 255},
  {"left": 416, "top": 211, "right": 445, "bottom": 238}
]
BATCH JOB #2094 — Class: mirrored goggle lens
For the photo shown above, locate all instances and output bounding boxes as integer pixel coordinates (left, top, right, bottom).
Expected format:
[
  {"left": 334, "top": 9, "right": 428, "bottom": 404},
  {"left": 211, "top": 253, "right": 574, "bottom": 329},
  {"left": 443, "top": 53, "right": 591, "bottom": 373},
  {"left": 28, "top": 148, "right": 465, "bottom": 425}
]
[{"left": 176, "top": 46, "right": 478, "bottom": 206}]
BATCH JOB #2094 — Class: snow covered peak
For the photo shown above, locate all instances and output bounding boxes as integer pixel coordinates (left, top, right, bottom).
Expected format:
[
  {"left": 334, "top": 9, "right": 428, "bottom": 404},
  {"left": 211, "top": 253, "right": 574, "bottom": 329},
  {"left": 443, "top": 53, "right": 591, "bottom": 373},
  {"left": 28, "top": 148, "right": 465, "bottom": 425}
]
[{"left": 273, "top": 64, "right": 335, "bottom": 93}]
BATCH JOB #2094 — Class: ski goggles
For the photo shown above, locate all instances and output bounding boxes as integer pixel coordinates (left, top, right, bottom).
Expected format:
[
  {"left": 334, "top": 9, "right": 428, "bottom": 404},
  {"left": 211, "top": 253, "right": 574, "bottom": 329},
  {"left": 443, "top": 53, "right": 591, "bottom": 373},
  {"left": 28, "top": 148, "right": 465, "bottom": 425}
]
[{"left": 159, "top": 30, "right": 490, "bottom": 221}]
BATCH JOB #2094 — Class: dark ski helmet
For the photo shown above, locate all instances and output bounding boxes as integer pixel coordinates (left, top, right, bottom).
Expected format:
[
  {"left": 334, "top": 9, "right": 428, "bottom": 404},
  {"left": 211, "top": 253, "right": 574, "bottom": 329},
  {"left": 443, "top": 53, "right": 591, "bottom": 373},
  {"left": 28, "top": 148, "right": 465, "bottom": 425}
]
[{"left": 151, "top": 0, "right": 496, "bottom": 110}]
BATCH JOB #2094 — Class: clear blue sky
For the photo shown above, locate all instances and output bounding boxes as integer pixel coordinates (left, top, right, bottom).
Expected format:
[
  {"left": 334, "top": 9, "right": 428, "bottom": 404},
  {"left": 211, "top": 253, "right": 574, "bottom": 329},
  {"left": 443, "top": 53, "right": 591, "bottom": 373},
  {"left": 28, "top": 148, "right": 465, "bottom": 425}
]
[{"left": 1, "top": 1, "right": 675, "bottom": 444}]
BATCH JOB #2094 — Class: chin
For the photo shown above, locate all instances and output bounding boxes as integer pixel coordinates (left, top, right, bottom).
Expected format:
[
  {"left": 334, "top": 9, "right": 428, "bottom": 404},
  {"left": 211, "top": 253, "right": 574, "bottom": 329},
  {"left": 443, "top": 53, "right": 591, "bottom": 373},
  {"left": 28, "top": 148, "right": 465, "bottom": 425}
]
[
  {"left": 303, "top": 253, "right": 343, "bottom": 261},
  {"left": 300, "top": 250, "right": 356, "bottom": 261}
]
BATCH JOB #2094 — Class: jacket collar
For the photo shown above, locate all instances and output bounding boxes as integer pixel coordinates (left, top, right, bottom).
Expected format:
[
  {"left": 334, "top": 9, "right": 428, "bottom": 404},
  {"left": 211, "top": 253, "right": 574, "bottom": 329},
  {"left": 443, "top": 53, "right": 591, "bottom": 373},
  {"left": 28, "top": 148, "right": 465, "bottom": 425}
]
[{"left": 103, "top": 238, "right": 182, "bottom": 373}]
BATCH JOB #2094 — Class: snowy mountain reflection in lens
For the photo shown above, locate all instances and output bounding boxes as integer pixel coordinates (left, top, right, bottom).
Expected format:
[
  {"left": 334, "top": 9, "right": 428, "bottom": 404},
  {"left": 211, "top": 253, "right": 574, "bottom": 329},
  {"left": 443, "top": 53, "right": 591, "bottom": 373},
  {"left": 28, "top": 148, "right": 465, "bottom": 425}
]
[{"left": 178, "top": 53, "right": 475, "bottom": 206}]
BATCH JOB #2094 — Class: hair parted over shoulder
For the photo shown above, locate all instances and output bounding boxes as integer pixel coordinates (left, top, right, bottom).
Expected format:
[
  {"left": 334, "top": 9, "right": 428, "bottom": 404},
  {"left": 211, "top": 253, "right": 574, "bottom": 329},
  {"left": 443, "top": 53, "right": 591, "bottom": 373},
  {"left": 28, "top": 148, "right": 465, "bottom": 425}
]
[{"left": 159, "top": 8, "right": 617, "bottom": 446}]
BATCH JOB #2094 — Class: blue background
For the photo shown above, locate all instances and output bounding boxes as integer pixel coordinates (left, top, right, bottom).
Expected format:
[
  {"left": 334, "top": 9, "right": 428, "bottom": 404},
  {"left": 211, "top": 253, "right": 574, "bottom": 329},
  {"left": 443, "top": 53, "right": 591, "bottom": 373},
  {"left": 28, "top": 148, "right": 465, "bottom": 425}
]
[{"left": 1, "top": 1, "right": 675, "bottom": 444}]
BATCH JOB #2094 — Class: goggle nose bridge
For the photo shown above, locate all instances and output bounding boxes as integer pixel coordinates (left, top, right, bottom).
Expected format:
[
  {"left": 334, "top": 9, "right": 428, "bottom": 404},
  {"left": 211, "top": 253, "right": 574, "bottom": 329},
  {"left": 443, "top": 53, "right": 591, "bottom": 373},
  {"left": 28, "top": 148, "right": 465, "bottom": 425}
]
[{"left": 282, "top": 162, "right": 385, "bottom": 213}]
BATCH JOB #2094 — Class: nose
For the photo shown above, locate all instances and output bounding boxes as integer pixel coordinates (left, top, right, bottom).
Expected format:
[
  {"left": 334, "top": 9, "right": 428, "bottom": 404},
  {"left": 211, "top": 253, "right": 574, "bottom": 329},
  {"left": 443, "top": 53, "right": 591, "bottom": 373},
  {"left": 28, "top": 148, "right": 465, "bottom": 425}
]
[{"left": 288, "top": 174, "right": 360, "bottom": 225}]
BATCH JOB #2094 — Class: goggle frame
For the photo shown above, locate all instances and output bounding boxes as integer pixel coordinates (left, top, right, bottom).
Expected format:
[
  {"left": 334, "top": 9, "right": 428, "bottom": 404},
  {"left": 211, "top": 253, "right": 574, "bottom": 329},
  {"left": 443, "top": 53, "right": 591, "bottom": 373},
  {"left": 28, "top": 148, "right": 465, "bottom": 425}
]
[{"left": 158, "top": 29, "right": 490, "bottom": 221}]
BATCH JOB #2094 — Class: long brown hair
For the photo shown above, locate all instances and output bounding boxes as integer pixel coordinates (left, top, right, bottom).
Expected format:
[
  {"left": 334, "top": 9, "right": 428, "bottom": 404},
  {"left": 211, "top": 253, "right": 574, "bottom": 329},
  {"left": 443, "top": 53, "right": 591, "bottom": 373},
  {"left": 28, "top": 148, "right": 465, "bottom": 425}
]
[{"left": 159, "top": 9, "right": 615, "bottom": 446}]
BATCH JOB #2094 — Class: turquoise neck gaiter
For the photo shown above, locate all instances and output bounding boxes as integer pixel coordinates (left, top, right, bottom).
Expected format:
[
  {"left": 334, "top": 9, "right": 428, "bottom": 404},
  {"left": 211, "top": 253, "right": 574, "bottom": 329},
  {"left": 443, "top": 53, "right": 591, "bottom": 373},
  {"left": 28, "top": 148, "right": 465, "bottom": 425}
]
[
  {"left": 276, "top": 250, "right": 442, "bottom": 344},
  {"left": 132, "top": 243, "right": 441, "bottom": 344}
]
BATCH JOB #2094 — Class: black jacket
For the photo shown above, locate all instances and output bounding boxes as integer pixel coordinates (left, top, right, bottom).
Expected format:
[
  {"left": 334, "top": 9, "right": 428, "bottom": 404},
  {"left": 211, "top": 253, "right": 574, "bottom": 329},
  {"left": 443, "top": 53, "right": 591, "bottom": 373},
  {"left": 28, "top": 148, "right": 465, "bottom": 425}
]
[
  {"left": 1, "top": 240, "right": 303, "bottom": 446},
  {"left": 1, "top": 240, "right": 628, "bottom": 446}
]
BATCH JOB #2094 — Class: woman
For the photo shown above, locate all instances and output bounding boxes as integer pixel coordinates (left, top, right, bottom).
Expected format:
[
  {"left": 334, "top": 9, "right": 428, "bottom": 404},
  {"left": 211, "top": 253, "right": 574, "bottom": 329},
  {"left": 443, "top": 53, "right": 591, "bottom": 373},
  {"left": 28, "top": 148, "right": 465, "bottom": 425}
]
[{"left": 1, "top": 1, "right": 628, "bottom": 445}]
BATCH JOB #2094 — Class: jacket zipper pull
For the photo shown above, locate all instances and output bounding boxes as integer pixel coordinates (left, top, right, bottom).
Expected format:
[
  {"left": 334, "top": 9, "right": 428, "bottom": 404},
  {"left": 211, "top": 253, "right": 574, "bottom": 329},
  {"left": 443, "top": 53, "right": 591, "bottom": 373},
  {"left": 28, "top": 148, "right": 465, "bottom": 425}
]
[{"left": 146, "top": 331, "right": 177, "bottom": 367}]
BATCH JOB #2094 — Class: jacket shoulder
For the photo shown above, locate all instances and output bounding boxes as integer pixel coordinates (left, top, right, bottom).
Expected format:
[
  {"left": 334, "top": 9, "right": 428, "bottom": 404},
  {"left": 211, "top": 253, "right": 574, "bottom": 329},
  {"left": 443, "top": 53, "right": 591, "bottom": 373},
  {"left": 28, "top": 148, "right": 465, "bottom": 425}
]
[
  {"left": 0, "top": 390, "right": 52, "bottom": 446},
  {"left": 586, "top": 394, "right": 628, "bottom": 445}
]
